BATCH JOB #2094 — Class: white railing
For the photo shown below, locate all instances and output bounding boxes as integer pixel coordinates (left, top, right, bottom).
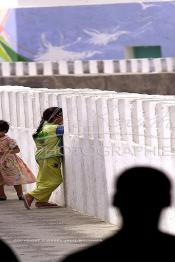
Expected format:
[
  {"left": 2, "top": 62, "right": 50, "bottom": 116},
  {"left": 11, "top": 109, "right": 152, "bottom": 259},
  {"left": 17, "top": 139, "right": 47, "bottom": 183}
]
[
  {"left": 0, "top": 86, "right": 175, "bottom": 235},
  {"left": 0, "top": 57, "right": 175, "bottom": 77}
]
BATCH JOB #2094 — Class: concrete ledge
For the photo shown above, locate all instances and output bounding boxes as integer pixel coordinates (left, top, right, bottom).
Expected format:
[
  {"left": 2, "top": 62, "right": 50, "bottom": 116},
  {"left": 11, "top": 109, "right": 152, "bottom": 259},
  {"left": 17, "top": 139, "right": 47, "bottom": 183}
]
[{"left": 1, "top": 73, "right": 175, "bottom": 95}]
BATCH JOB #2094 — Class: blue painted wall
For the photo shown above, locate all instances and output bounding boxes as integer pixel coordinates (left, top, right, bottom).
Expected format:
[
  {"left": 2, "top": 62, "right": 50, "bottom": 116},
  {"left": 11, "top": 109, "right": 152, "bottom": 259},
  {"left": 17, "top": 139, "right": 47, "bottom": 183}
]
[{"left": 1, "top": 1, "right": 175, "bottom": 61}]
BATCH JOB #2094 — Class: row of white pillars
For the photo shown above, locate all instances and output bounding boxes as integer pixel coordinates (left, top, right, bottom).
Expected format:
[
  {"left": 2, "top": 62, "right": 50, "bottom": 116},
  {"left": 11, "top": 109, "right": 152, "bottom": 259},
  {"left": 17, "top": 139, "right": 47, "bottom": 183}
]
[
  {"left": 0, "top": 58, "right": 175, "bottom": 77},
  {"left": 0, "top": 86, "right": 175, "bottom": 233}
]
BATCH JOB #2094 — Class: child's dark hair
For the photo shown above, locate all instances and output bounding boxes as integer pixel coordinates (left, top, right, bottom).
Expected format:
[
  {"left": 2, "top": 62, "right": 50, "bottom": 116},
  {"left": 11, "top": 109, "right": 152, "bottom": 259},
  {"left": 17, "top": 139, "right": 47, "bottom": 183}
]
[
  {"left": 33, "top": 107, "right": 62, "bottom": 138},
  {"left": 0, "top": 120, "right": 9, "bottom": 133}
]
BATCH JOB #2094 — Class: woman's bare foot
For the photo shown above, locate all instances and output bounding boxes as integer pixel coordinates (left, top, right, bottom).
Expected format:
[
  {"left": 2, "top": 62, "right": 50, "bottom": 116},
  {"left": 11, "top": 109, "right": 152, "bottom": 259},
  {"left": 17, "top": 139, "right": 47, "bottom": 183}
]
[{"left": 22, "top": 194, "right": 34, "bottom": 209}]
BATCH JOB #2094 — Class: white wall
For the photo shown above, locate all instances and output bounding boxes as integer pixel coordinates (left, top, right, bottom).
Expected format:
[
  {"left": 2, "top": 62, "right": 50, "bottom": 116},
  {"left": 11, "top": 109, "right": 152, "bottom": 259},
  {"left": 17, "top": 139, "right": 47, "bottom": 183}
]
[
  {"left": 0, "top": 0, "right": 170, "bottom": 8},
  {"left": 1, "top": 86, "right": 175, "bottom": 235}
]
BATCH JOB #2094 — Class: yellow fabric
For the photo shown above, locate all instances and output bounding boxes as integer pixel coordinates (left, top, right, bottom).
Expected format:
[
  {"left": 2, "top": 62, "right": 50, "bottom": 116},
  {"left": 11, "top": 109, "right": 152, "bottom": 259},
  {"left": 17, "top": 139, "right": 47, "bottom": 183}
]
[
  {"left": 34, "top": 123, "right": 63, "bottom": 161},
  {"left": 29, "top": 157, "right": 63, "bottom": 202}
]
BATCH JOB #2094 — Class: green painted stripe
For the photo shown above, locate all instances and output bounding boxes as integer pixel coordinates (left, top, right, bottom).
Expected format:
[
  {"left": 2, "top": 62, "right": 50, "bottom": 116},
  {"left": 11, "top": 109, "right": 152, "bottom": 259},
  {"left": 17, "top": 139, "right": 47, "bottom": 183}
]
[{"left": 0, "top": 37, "right": 30, "bottom": 61}]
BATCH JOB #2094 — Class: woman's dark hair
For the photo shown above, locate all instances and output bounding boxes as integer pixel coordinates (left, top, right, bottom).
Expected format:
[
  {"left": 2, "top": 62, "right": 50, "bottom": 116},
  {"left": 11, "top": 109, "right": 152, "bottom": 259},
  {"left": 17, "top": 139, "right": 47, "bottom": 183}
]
[
  {"left": 33, "top": 107, "right": 62, "bottom": 138},
  {"left": 0, "top": 120, "right": 9, "bottom": 133}
]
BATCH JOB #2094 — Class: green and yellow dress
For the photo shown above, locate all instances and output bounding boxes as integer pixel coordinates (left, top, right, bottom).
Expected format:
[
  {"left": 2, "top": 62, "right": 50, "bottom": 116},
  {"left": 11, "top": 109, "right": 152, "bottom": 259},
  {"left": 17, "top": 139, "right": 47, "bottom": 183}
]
[{"left": 29, "top": 122, "right": 64, "bottom": 202}]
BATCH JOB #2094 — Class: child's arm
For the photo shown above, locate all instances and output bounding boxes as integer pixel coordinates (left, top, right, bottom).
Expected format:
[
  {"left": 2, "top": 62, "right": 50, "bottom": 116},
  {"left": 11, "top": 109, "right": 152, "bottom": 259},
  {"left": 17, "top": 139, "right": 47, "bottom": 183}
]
[
  {"left": 9, "top": 145, "right": 20, "bottom": 154},
  {"left": 9, "top": 142, "right": 20, "bottom": 154}
]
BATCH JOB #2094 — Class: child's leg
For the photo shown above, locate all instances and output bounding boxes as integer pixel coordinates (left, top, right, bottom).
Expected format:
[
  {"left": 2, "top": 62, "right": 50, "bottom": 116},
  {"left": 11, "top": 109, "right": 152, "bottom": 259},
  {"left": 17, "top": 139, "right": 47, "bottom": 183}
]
[
  {"left": 0, "top": 185, "right": 7, "bottom": 200},
  {"left": 14, "top": 184, "right": 23, "bottom": 199}
]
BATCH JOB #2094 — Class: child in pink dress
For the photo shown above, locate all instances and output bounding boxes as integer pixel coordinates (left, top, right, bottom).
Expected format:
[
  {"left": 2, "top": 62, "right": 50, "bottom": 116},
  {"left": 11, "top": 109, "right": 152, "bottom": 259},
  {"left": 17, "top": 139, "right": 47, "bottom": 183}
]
[{"left": 0, "top": 120, "right": 36, "bottom": 200}]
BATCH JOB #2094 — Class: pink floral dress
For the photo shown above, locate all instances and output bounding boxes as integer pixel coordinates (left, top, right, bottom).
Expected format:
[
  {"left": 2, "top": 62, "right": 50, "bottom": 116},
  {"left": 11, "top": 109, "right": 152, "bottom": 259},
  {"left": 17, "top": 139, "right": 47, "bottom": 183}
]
[{"left": 0, "top": 135, "right": 36, "bottom": 186}]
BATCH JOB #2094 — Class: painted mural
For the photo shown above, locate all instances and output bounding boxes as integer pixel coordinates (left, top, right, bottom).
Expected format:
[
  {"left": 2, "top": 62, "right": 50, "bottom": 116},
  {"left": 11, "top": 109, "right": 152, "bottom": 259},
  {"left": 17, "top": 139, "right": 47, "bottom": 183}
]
[
  {"left": 0, "top": 10, "right": 29, "bottom": 61},
  {"left": 0, "top": 1, "right": 175, "bottom": 61}
]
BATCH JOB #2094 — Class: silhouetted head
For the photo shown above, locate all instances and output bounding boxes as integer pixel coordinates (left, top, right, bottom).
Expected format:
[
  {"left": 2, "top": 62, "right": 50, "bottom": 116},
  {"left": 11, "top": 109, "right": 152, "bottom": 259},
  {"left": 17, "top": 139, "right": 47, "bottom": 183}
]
[
  {"left": 0, "top": 120, "right": 9, "bottom": 133},
  {"left": 113, "top": 166, "right": 171, "bottom": 211}
]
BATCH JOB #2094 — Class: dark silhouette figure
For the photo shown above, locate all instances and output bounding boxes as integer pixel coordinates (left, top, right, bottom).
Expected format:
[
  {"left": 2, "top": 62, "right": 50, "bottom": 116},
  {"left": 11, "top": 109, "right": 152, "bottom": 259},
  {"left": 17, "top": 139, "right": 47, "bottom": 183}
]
[
  {"left": 0, "top": 239, "right": 19, "bottom": 261},
  {"left": 62, "top": 167, "right": 175, "bottom": 262}
]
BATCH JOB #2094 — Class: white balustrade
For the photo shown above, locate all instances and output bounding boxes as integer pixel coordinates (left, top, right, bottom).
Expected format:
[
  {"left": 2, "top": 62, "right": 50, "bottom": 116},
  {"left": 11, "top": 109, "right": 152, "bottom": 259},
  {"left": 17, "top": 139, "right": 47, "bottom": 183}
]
[
  {"left": 0, "top": 86, "right": 175, "bottom": 234},
  {"left": 0, "top": 58, "right": 175, "bottom": 77}
]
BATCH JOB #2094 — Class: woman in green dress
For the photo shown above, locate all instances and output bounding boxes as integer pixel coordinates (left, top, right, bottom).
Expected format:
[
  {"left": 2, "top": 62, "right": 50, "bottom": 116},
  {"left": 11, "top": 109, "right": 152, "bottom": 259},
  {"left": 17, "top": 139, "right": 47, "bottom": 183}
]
[{"left": 23, "top": 107, "right": 64, "bottom": 209}]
